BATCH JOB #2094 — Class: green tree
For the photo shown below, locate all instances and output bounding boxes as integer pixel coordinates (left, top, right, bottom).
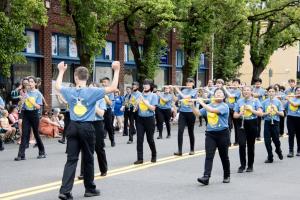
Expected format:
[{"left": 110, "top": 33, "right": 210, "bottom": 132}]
[
  {"left": 0, "top": 0, "right": 47, "bottom": 77},
  {"left": 122, "top": 0, "right": 175, "bottom": 84},
  {"left": 247, "top": 0, "right": 300, "bottom": 84}
]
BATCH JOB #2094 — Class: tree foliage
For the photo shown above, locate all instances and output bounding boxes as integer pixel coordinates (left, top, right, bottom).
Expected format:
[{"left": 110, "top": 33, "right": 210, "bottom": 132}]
[{"left": 0, "top": 0, "right": 47, "bottom": 77}]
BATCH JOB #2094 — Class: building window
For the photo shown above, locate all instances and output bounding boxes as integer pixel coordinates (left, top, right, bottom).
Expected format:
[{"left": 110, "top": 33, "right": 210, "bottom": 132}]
[
  {"left": 160, "top": 48, "right": 169, "bottom": 65},
  {"left": 176, "top": 69, "right": 183, "bottom": 85},
  {"left": 52, "top": 63, "right": 73, "bottom": 83},
  {"left": 25, "top": 31, "right": 38, "bottom": 54},
  {"left": 176, "top": 49, "right": 184, "bottom": 67},
  {"left": 69, "top": 37, "right": 78, "bottom": 57},
  {"left": 58, "top": 36, "right": 68, "bottom": 56},
  {"left": 124, "top": 44, "right": 142, "bottom": 63},
  {"left": 96, "top": 41, "right": 115, "bottom": 60},
  {"left": 13, "top": 59, "right": 38, "bottom": 84},
  {"left": 124, "top": 67, "right": 137, "bottom": 85}
]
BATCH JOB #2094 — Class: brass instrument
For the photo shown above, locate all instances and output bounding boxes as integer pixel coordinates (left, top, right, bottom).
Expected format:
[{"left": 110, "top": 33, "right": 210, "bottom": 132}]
[
  {"left": 132, "top": 91, "right": 145, "bottom": 112},
  {"left": 240, "top": 105, "right": 245, "bottom": 130}
]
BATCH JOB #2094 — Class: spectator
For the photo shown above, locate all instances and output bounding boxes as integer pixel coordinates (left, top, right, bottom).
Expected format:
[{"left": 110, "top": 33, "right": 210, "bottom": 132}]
[
  {"left": 0, "top": 110, "right": 16, "bottom": 143},
  {"left": 113, "top": 90, "right": 124, "bottom": 133},
  {"left": 51, "top": 108, "right": 64, "bottom": 133},
  {"left": 39, "top": 110, "right": 61, "bottom": 138},
  {"left": 11, "top": 82, "right": 22, "bottom": 106},
  {"left": 8, "top": 105, "right": 19, "bottom": 130}
]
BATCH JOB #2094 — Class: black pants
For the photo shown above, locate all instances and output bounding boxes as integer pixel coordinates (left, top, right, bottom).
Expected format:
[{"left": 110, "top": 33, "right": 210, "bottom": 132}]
[
  {"left": 177, "top": 112, "right": 195, "bottom": 153},
  {"left": 287, "top": 115, "right": 300, "bottom": 153},
  {"left": 229, "top": 109, "right": 240, "bottom": 144},
  {"left": 257, "top": 116, "right": 262, "bottom": 138},
  {"left": 17, "top": 110, "right": 45, "bottom": 157},
  {"left": 238, "top": 119, "right": 257, "bottom": 168},
  {"left": 80, "top": 120, "right": 107, "bottom": 175},
  {"left": 0, "top": 137, "right": 3, "bottom": 149},
  {"left": 60, "top": 121, "right": 96, "bottom": 194},
  {"left": 156, "top": 108, "right": 171, "bottom": 137},
  {"left": 204, "top": 129, "right": 230, "bottom": 178},
  {"left": 264, "top": 120, "right": 282, "bottom": 160},
  {"left": 279, "top": 111, "right": 286, "bottom": 136},
  {"left": 123, "top": 107, "right": 136, "bottom": 141},
  {"left": 61, "top": 111, "right": 70, "bottom": 140},
  {"left": 136, "top": 116, "right": 157, "bottom": 160},
  {"left": 104, "top": 108, "right": 115, "bottom": 143}
]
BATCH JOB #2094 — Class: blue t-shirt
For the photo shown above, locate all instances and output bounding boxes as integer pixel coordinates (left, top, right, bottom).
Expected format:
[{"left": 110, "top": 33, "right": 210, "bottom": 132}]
[
  {"left": 138, "top": 92, "right": 158, "bottom": 117},
  {"left": 178, "top": 88, "right": 198, "bottom": 112},
  {"left": 227, "top": 88, "right": 241, "bottom": 109},
  {"left": 286, "top": 97, "right": 300, "bottom": 117},
  {"left": 95, "top": 98, "right": 106, "bottom": 121},
  {"left": 253, "top": 87, "right": 266, "bottom": 102},
  {"left": 157, "top": 93, "right": 173, "bottom": 109},
  {"left": 262, "top": 98, "right": 283, "bottom": 122},
  {"left": 104, "top": 93, "right": 114, "bottom": 109},
  {"left": 60, "top": 87, "right": 105, "bottom": 121},
  {"left": 285, "top": 87, "right": 296, "bottom": 95},
  {"left": 114, "top": 95, "right": 124, "bottom": 116},
  {"left": 23, "top": 90, "right": 43, "bottom": 110},
  {"left": 0, "top": 97, "right": 4, "bottom": 109},
  {"left": 200, "top": 102, "right": 229, "bottom": 131},
  {"left": 234, "top": 98, "right": 262, "bottom": 120},
  {"left": 130, "top": 91, "right": 142, "bottom": 107}
]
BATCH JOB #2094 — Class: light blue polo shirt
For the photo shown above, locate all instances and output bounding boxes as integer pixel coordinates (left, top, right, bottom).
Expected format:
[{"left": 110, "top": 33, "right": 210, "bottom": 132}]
[
  {"left": 138, "top": 92, "right": 158, "bottom": 117},
  {"left": 200, "top": 102, "right": 229, "bottom": 131},
  {"left": 234, "top": 98, "right": 262, "bottom": 120},
  {"left": 60, "top": 87, "right": 105, "bottom": 121},
  {"left": 178, "top": 88, "right": 198, "bottom": 112},
  {"left": 23, "top": 90, "right": 43, "bottom": 110},
  {"left": 95, "top": 98, "right": 107, "bottom": 121},
  {"left": 262, "top": 98, "right": 283, "bottom": 122},
  {"left": 157, "top": 93, "right": 173, "bottom": 109}
]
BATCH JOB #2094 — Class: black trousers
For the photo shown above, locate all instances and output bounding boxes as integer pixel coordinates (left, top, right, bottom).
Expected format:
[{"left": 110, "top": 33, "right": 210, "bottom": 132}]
[
  {"left": 238, "top": 119, "right": 257, "bottom": 168},
  {"left": 123, "top": 107, "right": 136, "bottom": 141},
  {"left": 136, "top": 116, "right": 157, "bottom": 160},
  {"left": 18, "top": 110, "right": 45, "bottom": 157},
  {"left": 156, "top": 108, "right": 171, "bottom": 137},
  {"left": 204, "top": 129, "right": 230, "bottom": 178},
  {"left": 80, "top": 120, "right": 107, "bottom": 175},
  {"left": 264, "top": 120, "right": 282, "bottom": 160},
  {"left": 0, "top": 137, "right": 3, "bottom": 149},
  {"left": 60, "top": 121, "right": 96, "bottom": 194},
  {"left": 61, "top": 111, "right": 70, "bottom": 140},
  {"left": 257, "top": 116, "right": 262, "bottom": 138},
  {"left": 229, "top": 109, "right": 240, "bottom": 144},
  {"left": 279, "top": 112, "right": 285, "bottom": 136},
  {"left": 104, "top": 108, "right": 115, "bottom": 143},
  {"left": 287, "top": 115, "right": 300, "bottom": 153},
  {"left": 177, "top": 112, "right": 195, "bottom": 153}
]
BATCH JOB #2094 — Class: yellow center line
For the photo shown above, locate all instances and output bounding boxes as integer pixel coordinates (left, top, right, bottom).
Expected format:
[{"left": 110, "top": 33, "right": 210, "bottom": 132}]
[{"left": 0, "top": 136, "right": 283, "bottom": 200}]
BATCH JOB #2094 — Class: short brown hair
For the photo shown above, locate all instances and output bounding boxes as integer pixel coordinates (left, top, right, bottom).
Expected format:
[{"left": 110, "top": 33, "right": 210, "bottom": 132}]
[{"left": 74, "top": 66, "right": 89, "bottom": 81}]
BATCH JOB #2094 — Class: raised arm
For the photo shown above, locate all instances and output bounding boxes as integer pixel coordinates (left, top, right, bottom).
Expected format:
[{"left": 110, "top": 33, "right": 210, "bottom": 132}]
[
  {"left": 105, "top": 61, "right": 120, "bottom": 94},
  {"left": 55, "top": 61, "right": 68, "bottom": 92}
]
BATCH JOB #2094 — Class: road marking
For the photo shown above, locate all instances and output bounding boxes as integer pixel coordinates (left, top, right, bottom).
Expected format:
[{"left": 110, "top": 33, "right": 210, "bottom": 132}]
[{"left": 0, "top": 136, "right": 277, "bottom": 199}]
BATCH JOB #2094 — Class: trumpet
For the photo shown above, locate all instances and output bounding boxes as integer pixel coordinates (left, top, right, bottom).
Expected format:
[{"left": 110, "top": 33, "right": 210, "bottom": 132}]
[
  {"left": 269, "top": 96, "right": 276, "bottom": 125},
  {"left": 240, "top": 105, "right": 246, "bottom": 130}
]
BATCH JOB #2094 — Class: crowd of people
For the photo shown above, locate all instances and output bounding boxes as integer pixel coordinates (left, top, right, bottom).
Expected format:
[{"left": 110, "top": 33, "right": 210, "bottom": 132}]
[{"left": 0, "top": 60, "right": 299, "bottom": 199}]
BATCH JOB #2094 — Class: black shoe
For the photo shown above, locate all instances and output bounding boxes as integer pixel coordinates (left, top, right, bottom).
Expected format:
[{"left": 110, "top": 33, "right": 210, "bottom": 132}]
[
  {"left": 157, "top": 136, "right": 162, "bottom": 139},
  {"left": 58, "top": 193, "right": 73, "bottom": 200},
  {"left": 58, "top": 139, "right": 65, "bottom": 144},
  {"left": 100, "top": 172, "right": 107, "bottom": 176},
  {"left": 189, "top": 151, "right": 195, "bottom": 155},
  {"left": 14, "top": 156, "right": 26, "bottom": 161},
  {"left": 174, "top": 152, "right": 182, "bottom": 156},
  {"left": 123, "top": 134, "right": 128, "bottom": 136},
  {"left": 223, "top": 177, "right": 230, "bottom": 183},
  {"left": 277, "top": 152, "right": 283, "bottom": 160},
  {"left": 296, "top": 152, "right": 300, "bottom": 156},
  {"left": 166, "top": 135, "right": 171, "bottom": 139},
  {"left": 246, "top": 167, "right": 253, "bottom": 172},
  {"left": 151, "top": 157, "right": 157, "bottom": 163},
  {"left": 237, "top": 166, "right": 245, "bottom": 173},
  {"left": 37, "top": 154, "right": 46, "bottom": 159},
  {"left": 256, "top": 137, "right": 261, "bottom": 141},
  {"left": 111, "top": 141, "right": 116, "bottom": 147},
  {"left": 134, "top": 160, "right": 143, "bottom": 165},
  {"left": 264, "top": 159, "right": 273, "bottom": 163},
  {"left": 233, "top": 143, "right": 239, "bottom": 146},
  {"left": 127, "top": 140, "right": 133, "bottom": 144},
  {"left": 0, "top": 147, "right": 4, "bottom": 151},
  {"left": 197, "top": 176, "right": 209, "bottom": 185},
  {"left": 78, "top": 175, "right": 83, "bottom": 180},
  {"left": 287, "top": 152, "right": 294, "bottom": 158},
  {"left": 33, "top": 144, "right": 38, "bottom": 148},
  {"left": 84, "top": 189, "right": 100, "bottom": 197}
]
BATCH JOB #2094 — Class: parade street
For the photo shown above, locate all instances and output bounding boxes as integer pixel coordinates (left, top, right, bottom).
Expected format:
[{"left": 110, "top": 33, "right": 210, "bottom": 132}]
[{"left": 0, "top": 124, "right": 299, "bottom": 200}]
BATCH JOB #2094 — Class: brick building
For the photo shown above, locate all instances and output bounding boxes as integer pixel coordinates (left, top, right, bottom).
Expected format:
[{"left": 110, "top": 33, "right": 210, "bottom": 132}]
[{"left": 0, "top": 0, "right": 210, "bottom": 108}]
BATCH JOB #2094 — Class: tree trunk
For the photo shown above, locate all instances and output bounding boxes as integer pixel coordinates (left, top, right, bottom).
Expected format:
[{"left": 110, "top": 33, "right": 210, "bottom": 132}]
[{"left": 251, "top": 63, "right": 265, "bottom": 85}]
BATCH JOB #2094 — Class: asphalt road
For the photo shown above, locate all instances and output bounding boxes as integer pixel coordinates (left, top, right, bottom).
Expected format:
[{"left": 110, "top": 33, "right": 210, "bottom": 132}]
[{"left": 0, "top": 122, "right": 299, "bottom": 200}]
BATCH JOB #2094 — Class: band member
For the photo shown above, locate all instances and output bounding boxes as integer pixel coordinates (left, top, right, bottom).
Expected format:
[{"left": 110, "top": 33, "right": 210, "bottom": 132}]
[
  {"left": 274, "top": 84, "right": 286, "bottom": 136},
  {"left": 286, "top": 87, "right": 300, "bottom": 158},
  {"left": 173, "top": 78, "right": 198, "bottom": 156},
  {"left": 128, "top": 81, "right": 142, "bottom": 144},
  {"left": 156, "top": 86, "right": 173, "bottom": 139},
  {"left": 252, "top": 78, "right": 266, "bottom": 141},
  {"left": 14, "top": 76, "right": 46, "bottom": 161},
  {"left": 262, "top": 86, "right": 284, "bottom": 163},
  {"left": 56, "top": 61, "right": 119, "bottom": 200},
  {"left": 223, "top": 78, "right": 242, "bottom": 145},
  {"left": 285, "top": 79, "right": 296, "bottom": 95},
  {"left": 192, "top": 89, "right": 230, "bottom": 185},
  {"left": 234, "top": 86, "right": 263, "bottom": 173},
  {"left": 134, "top": 79, "right": 157, "bottom": 164},
  {"left": 122, "top": 86, "right": 133, "bottom": 136}
]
